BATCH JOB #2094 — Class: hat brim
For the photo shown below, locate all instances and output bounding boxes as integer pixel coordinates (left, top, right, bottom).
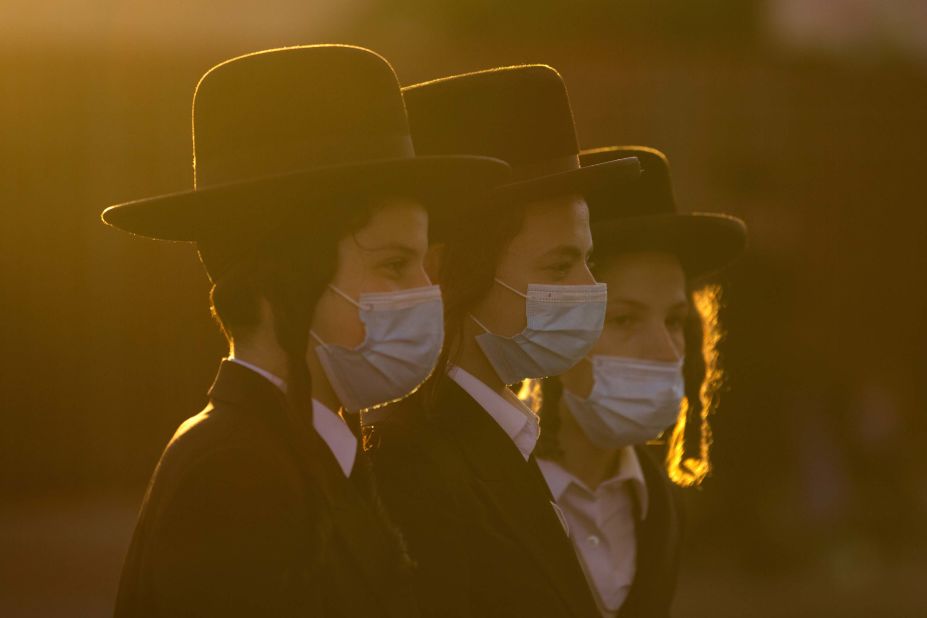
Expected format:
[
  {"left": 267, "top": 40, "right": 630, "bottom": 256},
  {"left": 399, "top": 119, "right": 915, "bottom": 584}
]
[
  {"left": 101, "top": 155, "right": 510, "bottom": 241},
  {"left": 592, "top": 213, "right": 746, "bottom": 281},
  {"left": 489, "top": 156, "right": 641, "bottom": 204}
]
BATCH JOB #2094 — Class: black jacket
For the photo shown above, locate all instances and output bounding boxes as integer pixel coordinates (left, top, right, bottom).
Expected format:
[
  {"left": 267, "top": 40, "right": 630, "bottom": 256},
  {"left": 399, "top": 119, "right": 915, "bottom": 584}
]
[
  {"left": 617, "top": 445, "right": 683, "bottom": 618},
  {"left": 115, "top": 360, "right": 417, "bottom": 617},
  {"left": 366, "top": 376, "right": 601, "bottom": 618}
]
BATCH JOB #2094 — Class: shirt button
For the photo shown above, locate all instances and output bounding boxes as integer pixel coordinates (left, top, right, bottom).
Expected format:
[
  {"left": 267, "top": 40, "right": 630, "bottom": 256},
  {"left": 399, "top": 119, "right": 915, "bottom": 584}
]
[{"left": 587, "top": 535, "right": 600, "bottom": 547}]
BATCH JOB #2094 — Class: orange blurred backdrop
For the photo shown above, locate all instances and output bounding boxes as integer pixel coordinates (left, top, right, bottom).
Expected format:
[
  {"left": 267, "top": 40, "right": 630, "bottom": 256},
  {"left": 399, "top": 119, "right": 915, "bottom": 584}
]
[{"left": 2, "top": 1, "right": 925, "bottom": 615}]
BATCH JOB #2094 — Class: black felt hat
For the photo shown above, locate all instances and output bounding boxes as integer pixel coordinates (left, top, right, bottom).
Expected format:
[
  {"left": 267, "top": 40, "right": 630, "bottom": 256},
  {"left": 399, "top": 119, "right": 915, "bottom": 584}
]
[
  {"left": 401, "top": 65, "right": 640, "bottom": 227},
  {"left": 583, "top": 146, "right": 746, "bottom": 280},
  {"left": 100, "top": 45, "right": 510, "bottom": 279}
]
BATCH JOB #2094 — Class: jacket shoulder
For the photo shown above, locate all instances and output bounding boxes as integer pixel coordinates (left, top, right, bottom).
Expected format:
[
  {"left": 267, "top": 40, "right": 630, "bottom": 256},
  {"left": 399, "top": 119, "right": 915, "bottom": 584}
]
[
  {"left": 122, "top": 408, "right": 323, "bottom": 616},
  {"left": 149, "top": 399, "right": 308, "bottom": 519}
]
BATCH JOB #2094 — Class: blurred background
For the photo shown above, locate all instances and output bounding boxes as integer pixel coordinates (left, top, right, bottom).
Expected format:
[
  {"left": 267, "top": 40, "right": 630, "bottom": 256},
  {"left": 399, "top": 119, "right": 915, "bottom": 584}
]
[{"left": 2, "top": 0, "right": 926, "bottom": 615}]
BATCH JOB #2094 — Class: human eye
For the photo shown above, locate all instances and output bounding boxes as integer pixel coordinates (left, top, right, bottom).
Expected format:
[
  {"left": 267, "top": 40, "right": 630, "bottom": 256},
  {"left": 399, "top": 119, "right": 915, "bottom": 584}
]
[
  {"left": 545, "top": 261, "right": 572, "bottom": 279},
  {"left": 379, "top": 255, "right": 410, "bottom": 279},
  {"left": 609, "top": 312, "right": 637, "bottom": 327}
]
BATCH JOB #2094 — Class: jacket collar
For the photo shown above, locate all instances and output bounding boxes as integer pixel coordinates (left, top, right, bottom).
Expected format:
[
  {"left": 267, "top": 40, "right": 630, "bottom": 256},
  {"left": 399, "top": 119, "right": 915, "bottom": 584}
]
[{"left": 208, "top": 358, "right": 289, "bottom": 413}]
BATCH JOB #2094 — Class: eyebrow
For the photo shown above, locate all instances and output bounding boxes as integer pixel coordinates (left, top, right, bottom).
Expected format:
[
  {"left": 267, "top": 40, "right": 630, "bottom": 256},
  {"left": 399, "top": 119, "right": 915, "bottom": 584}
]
[{"left": 357, "top": 241, "right": 419, "bottom": 256}]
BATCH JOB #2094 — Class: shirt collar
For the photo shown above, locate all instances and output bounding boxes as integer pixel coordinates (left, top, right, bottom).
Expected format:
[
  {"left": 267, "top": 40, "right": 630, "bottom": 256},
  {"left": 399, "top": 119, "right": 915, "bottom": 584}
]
[
  {"left": 448, "top": 365, "right": 540, "bottom": 460},
  {"left": 536, "top": 447, "right": 650, "bottom": 519},
  {"left": 227, "top": 357, "right": 287, "bottom": 392},
  {"left": 226, "top": 357, "right": 357, "bottom": 477},
  {"left": 311, "top": 399, "right": 358, "bottom": 477}
]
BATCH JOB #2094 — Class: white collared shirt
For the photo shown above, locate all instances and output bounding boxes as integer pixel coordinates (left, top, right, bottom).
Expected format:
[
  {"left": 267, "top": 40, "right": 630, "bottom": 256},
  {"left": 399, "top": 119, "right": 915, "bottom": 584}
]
[
  {"left": 537, "top": 449, "right": 649, "bottom": 617},
  {"left": 447, "top": 365, "right": 540, "bottom": 460},
  {"left": 228, "top": 356, "right": 286, "bottom": 392},
  {"left": 227, "top": 357, "right": 357, "bottom": 477}
]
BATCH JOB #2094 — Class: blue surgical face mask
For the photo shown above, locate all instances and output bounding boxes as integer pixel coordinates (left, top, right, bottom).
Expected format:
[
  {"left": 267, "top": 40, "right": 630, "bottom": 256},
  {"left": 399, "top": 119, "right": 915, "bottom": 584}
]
[
  {"left": 564, "top": 355, "right": 684, "bottom": 449},
  {"left": 312, "top": 284, "right": 444, "bottom": 413},
  {"left": 471, "top": 278, "right": 607, "bottom": 385}
]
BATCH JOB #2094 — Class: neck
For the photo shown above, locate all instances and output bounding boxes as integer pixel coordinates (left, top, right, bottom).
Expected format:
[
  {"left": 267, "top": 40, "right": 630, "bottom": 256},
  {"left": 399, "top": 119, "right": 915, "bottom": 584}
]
[
  {"left": 455, "top": 319, "right": 508, "bottom": 394},
  {"left": 305, "top": 344, "right": 342, "bottom": 413},
  {"left": 555, "top": 396, "right": 622, "bottom": 490},
  {"left": 229, "top": 340, "right": 288, "bottom": 382},
  {"left": 230, "top": 340, "right": 343, "bottom": 414}
]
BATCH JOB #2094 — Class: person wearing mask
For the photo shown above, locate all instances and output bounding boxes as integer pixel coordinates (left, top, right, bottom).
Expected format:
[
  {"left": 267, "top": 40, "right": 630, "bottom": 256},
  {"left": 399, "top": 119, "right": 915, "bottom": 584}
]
[
  {"left": 533, "top": 146, "right": 746, "bottom": 618},
  {"left": 102, "top": 45, "right": 509, "bottom": 617},
  {"left": 365, "top": 65, "right": 640, "bottom": 617}
]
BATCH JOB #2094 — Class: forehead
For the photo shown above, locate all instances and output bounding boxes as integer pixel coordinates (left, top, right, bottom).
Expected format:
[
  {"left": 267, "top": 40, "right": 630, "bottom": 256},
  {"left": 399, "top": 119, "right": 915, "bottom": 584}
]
[
  {"left": 596, "top": 252, "right": 687, "bottom": 302},
  {"left": 506, "top": 194, "right": 591, "bottom": 255},
  {"left": 352, "top": 197, "right": 428, "bottom": 246}
]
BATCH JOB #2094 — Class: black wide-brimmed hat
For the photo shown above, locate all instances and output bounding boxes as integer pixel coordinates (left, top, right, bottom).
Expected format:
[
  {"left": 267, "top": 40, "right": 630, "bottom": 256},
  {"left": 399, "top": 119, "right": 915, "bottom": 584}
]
[
  {"left": 101, "top": 45, "right": 510, "bottom": 278},
  {"left": 400, "top": 65, "right": 640, "bottom": 234},
  {"left": 583, "top": 146, "right": 746, "bottom": 280}
]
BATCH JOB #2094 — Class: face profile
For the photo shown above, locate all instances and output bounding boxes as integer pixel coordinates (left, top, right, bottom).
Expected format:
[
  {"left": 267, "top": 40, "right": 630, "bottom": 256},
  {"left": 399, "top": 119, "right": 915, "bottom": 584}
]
[
  {"left": 306, "top": 198, "right": 444, "bottom": 412},
  {"left": 560, "top": 250, "right": 688, "bottom": 400},
  {"left": 458, "top": 194, "right": 607, "bottom": 386},
  {"left": 472, "top": 194, "right": 596, "bottom": 337},
  {"left": 311, "top": 198, "right": 432, "bottom": 351},
  {"left": 557, "top": 250, "right": 689, "bottom": 450}
]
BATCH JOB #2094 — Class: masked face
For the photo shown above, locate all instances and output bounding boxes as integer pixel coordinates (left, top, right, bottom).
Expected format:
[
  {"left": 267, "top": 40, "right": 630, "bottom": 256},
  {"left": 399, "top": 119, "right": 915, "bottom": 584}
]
[
  {"left": 469, "top": 194, "right": 603, "bottom": 384},
  {"left": 560, "top": 251, "right": 689, "bottom": 448},
  {"left": 309, "top": 199, "right": 439, "bottom": 412}
]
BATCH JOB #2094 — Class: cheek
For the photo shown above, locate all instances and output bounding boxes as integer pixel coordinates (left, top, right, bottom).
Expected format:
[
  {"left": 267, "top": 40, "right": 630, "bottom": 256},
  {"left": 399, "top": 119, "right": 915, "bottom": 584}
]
[
  {"left": 310, "top": 293, "right": 366, "bottom": 349},
  {"left": 474, "top": 284, "right": 527, "bottom": 337},
  {"left": 596, "top": 326, "right": 638, "bottom": 358},
  {"left": 560, "top": 360, "right": 594, "bottom": 399},
  {"left": 673, "top": 332, "right": 687, "bottom": 357}
]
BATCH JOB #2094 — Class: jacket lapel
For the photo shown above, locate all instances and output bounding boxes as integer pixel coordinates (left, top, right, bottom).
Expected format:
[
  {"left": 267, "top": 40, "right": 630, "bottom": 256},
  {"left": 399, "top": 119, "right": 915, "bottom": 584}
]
[
  {"left": 210, "top": 361, "right": 403, "bottom": 615},
  {"left": 432, "top": 377, "right": 599, "bottom": 618},
  {"left": 324, "top": 441, "right": 407, "bottom": 615}
]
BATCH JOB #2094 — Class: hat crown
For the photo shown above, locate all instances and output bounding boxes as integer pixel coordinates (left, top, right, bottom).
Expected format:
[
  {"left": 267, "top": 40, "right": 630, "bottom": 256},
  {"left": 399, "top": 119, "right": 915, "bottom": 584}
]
[
  {"left": 581, "top": 146, "right": 676, "bottom": 221},
  {"left": 193, "top": 45, "right": 414, "bottom": 188},
  {"left": 403, "top": 65, "right": 581, "bottom": 179}
]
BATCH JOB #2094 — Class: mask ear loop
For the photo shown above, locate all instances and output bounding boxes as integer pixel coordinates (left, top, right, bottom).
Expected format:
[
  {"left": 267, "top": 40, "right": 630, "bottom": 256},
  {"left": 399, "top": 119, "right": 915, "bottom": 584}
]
[
  {"left": 493, "top": 277, "right": 528, "bottom": 298},
  {"left": 327, "top": 284, "right": 362, "bottom": 308},
  {"left": 310, "top": 284, "right": 363, "bottom": 346},
  {"left": 467, "top": 278, "right": 525, "bottom": 335},
  {"left": 468, "top": 314, "right": 492, "bottom": 334},
  {"left": 468, "top": 277, "right": 532, "bottom": 337}
]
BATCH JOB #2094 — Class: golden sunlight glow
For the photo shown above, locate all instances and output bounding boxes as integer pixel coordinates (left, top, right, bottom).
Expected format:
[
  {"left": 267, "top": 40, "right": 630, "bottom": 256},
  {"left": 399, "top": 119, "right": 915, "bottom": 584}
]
[
  {"left": 515, "top": 379, "right": 537, "bottom": 404},
  {"left": 666, "top": 284, "right": 723, "bottom": 488}
]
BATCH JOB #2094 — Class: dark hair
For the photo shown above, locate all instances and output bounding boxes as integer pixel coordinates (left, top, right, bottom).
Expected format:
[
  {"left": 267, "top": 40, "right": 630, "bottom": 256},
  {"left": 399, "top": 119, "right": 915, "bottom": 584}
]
[
  {"left": 533, "top": 275, "right": 724, "bottom": 488},
  {"left": 209, "top": 199, "right": 413, "bottom": 571},
  {"left": 418, "top": 201, "right": 528, "bottom": 404}
]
